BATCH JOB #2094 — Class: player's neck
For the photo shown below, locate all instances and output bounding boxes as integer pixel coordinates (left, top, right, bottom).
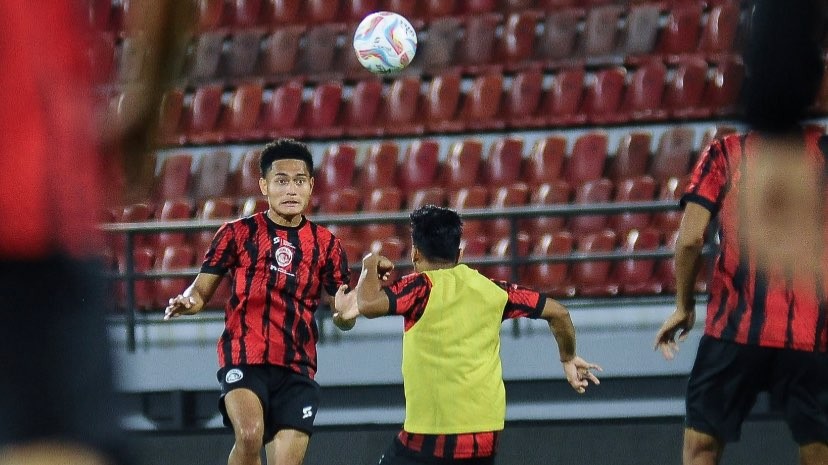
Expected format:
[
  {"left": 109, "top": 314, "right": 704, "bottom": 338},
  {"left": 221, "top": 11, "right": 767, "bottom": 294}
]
[
  {"left": 267, "top": 209, "right": 302, "bottom": 227},
  {"left": 416, "top": 260, "right": 457, "bottom": 272}
]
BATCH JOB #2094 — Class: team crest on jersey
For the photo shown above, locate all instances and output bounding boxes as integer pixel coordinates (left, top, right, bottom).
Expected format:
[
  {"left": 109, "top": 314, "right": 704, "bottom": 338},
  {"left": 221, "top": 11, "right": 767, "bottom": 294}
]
[
  {"left": 271, "top": 237, "right": 296, "bottom": 276},
  {"left": 225, "top": 368, "right": 243, "bottom": 383}
]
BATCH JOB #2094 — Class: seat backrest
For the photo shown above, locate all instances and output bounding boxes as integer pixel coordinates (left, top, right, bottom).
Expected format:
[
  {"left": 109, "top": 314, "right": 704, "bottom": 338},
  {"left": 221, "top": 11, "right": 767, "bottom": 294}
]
[{"left": 441, "top": 139, "right": 483, "bottom": 189}]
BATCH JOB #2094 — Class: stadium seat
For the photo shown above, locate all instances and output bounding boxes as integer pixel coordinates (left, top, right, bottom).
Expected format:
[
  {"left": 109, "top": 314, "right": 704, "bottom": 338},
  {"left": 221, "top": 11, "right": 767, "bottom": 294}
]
[
  {"left": 569, "top": 178, "right": 614, "bottom": 235},
  {"left": 257, "top": 80, "right": 304, "bottom": 139},
  {"left": 610, "top": 175, "right": 657, "bottom": 235},
  {"left": 612, "top": 228, "right": 663, "bottom": 295},
  {"left": 342, "top": 78, "right": 383, "bottom": 137},
  {"left": 621, "top": 60, "right": 668, "bottom": 122},
  {"left": 657, "top": 3, "right": 702, "bottom": 62},
  {"left": 379, "top": 76, "right": 425, "bottom": 136},
  {"left": 301, "top": 81, "right": 344, "bottom": 139},
  {"left": 565, "top": 131, "right": 608, "bottom": 187},
  {"left": 232, "top": 149, "right": 262, "bottom": 197},
  {"left": 527, "top": 180, "right": 572, "bottom": 240},
  {"left": 227, "top": 0, "right": 262, "bottom": 28},
  {"left": 664, "top": 55, "right": 710, "bottom": 119},
  {"left": 651, "top": 176, "right": 689, "bottom": 233},
  {"left": 483, "top": 137, "right": 525, "bottom": 187},
  {"left": 222, "top": 31, "right": 261, "bottom": 77},
  {"left": 305, "top": 0, "right": 342, "bottom": 24},
  {"left": 413, "top": 17, "right": 460, "bottom": 73},
  {"left": 698, "top": 3, "right": 740, "bottom": 62},
  {"left": 461, "top": 73, "right": 505, "bottom": 131},
  {"left": 155, "top": 199, "right": 194, "bottom": 251},
  {"left": 500, "top": 10, "right": 542, "bottom": 69},
  {"left": 457, "top": 12, "right": 503, "bottom": 73},
  {"left": 483, "top": 233, "right": 531, "bottom": 282},
  {"left": 263, "top": 0, "right": 301, "bottom": 25},
  {"left": 194, "top": 0, "right": 225, "bottom": 31},
  {"left": 260, "top": 25, "right": 304, "bottom": 76},
  {"left": 360, "top": 187, "right": 404, "bottom": 244},
  {"left": 579, "top": 4, "right": 623, "bottom": 59},
  {"left": 523, "top": 136, "right": 567, "bottom": 187},
  {"left": 155, "top": 244, "right": 196, "bottom": 309},
  {"left": 317, "top": 187, "right": 361, "bottom": 239},
  {"left": 219, "top": 83, "right": 263, "bottom": 141},
  {"left": 408, "top": 187, "right": 447, "bottom": 210},
  {"left": 89, "top": 0, "right": 115, "bottom": 30},
  {"left": 448, "top": 186, "right": 489, "bottom": 242},
  {"left": 608, "top": 131, "right": 652, "bottom": 182},
  {"left": 184, "top": 84, "right": 223, "bottom": 144},
  {"left": 461, "top": 0, "right": 496, "bottom": 15},
  {"left": 656, "top": 228, "right": 678, "bottom": 293},
  {"left": 118, "top": 246, "right": 156, "bottom": 311},
  {"left": 191, "top": 150, "right": 232, "bottom": 201},
  {"left": 238, "top": 196, "right": 269, "bottom": 217},
  {"left": 489, "top": 183, "right": 531, "bottom": 239},
  {"left": 192, "top": 197, "right": 236, "bottom": 259},
  {"left": 300, "top": 23, "right": 346, "bottom": 77},
  {"left": 583, "top": 67, "right": 627, "bottom": 125},
  {"left": 703, "top": 57, "right": 744, "bottom": 117},
  {"left": 542, "top": 66, "right": 587, "bottom": 126},
  {"left": 186, "top": 32, "right": 224, "bottom": 79},
  {"left": 398, "top": 140, "right": 441, "bottom": 191},
  {"left": 651, "top": 126, "right": 695, "bottom": 184},
  {"left": 157, "top": 88, "right": 184, "bottom": 145},
  {"left": 619, "top": 3, "right": 661, "bottom": 62},
  {"left": 502, "top": 67, "right": 545, "bottom": 128},
  {"left": 381, "top": 0, "right": 417, "bottom": 19},
  {"left": 154, "top": 153, "right": 193, "bottom": 202},
  {"left": 358, "top": 141, "right": 400, "bottom": 188},
  {"left": 535, "top": 8, "right": 582, "bottom": 66},
  {"left": 571, "top": 229, "right": 618, "bottom": 297},
  {"left": 421, "top": 0, "right": 457, "bottom": 18},
  {"left": 523, "top": 231, "right": 575, "bottom": 298},
  {"left": 118, "top": 203, "right": 155, "bottom": 250},
  {"left": 460, "top": 234, "right": 489, "bottom": 259},
  {"left": 314, "top": 143, "right": 358, "bottom": 205},
  {"left": 698, "top": 125, "right": 738, "bottom": 153},
  {"left": 441, "top": 139, "right": 483, "bottom": 189},
  {"left": 342, "top": 0, "right": 380, "bottom": 22},
  {"left": 536, "top": 0, "right": 578, "bottom": 9},
  {"left": 369, "top": 236, "right": 408, "bottom": 282},
  {"left": 423, "top": 71, "right": 465, "bottom": 133}
]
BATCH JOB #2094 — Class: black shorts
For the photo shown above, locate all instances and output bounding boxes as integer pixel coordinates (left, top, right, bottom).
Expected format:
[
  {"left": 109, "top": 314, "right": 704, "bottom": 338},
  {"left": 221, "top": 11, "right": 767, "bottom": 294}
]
[
  {"left": 377, "top": 436, "right": 496, "bottom": 465},
  {"left": 217, "top": 364, "right": 320, "bottom": 442},
  {"left": 686, "top": 335, "right": 828, "bottom": 444}
]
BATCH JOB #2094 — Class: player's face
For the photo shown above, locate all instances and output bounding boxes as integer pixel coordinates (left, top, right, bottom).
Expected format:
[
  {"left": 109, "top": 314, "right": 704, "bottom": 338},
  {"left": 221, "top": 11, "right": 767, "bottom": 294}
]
[{"left": 259, "top": 159, "right": 314, "bottom": 222}]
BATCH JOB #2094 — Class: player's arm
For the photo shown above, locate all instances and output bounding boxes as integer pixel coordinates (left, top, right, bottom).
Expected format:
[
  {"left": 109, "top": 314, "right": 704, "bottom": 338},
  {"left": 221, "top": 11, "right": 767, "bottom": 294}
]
[
  {"left": 164, "top": 273, "right": 223, "bottom": 320},
  {"left": 539, "top": 298, "right": 602, "bottom": 394},
  {"left": 355, "top": 253, "right": 394, "bottom": 318}
]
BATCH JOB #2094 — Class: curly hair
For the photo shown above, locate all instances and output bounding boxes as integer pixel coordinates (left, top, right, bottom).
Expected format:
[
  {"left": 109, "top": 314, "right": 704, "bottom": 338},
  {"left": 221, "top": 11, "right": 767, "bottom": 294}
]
[
  {"left": 259, "top": 138, "right": 314, "bottom": 177},
  {"left": 410, "top": 205, "right": 463, "bottom": 262}
]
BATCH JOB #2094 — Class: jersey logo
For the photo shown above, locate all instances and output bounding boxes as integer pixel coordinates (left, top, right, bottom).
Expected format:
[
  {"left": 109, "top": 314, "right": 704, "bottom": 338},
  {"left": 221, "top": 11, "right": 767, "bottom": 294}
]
[
  {"left": 225, "top": 368, "right": 243, "bottom": 383},
  {"left": 302, "top": 406, "right": 314, "bottom": 419},
  {"left": 271, "top": 237, "right": 296, "bottom": 276}
]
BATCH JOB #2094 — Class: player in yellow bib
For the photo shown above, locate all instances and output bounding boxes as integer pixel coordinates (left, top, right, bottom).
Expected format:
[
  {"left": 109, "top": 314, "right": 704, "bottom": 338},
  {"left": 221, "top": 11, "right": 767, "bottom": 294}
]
[{"left": 335, "top": 205, "right": 601, "bottom": 464}]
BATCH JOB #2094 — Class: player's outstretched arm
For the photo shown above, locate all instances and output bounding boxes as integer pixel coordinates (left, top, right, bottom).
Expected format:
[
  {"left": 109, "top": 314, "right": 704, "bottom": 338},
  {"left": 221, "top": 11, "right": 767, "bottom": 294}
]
[
  {"left": 164, "top": 273, "right": 223, "bottom": 320},
  {"left": 541, "top": 298, "right": 602, "bottom": 394},
  {"left": 355, "top": 253, "right": 394, "bottom": 318}
]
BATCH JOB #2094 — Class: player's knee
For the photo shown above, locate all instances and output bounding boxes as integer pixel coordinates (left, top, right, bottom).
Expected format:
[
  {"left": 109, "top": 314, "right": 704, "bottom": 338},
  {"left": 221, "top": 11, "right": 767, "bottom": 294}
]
[
  {"left": 233, "top": 423, "right": 264, "bottom": 451},
  {"left": 799, "top": 442, "right": 828, "bottom": 465},
  {"left": 683, "top": 428, "right": 721, "bottom": 463}
]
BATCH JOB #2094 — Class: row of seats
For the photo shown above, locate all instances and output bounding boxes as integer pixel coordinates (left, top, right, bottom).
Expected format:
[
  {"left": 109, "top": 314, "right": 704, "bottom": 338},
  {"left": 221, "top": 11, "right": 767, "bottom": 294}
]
[
  {"left": 96, "top": 2, "right": 742, "bottom": 85},
  {"left": 110, "top": 226, "right": 706, "bottom": 311},
  {"left": 125, "top": 60, "right": 743, "bottom": 146}
]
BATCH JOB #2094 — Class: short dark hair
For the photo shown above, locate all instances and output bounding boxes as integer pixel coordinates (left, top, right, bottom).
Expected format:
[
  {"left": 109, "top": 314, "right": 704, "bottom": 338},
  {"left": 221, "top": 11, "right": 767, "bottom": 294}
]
[
  {"left": 259, "top": 138, "right": 314, "bottom": 177},
  {"left": 410, "top": 205, "right": 463, "bottom": 262}
]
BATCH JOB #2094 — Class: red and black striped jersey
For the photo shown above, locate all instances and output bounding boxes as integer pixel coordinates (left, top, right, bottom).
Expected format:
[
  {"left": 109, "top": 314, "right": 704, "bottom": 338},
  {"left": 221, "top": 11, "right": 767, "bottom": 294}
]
[
  {"left": 396, "top": 430, "right": 499, "bottom": 460},
  {"left": 682, "top": 132, "right": 828, "bottom": 352},
  {"left": 201, "top": 212, "right": 350, "bottom": 378}
]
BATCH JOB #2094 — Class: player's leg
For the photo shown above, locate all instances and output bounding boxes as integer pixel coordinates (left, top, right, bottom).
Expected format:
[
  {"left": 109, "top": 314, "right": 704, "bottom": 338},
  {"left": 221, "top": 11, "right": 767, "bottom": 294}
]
[
  {"left": 799, "top": 442, "right": 828, "bottom": 465},
  {"left": 224, "top": 388, "right": 266, "bottom": 465},
  {"left": 0, "top": 440, "right": 110, "bottom": 465},
  {"left": 682, "top": 428, "right": 723, "bottom": 465},
  {"left": 774, "top": 350, "right": 828, "bottom": 465},
  {"left": 264, "top": 429, "right": 309, "bottom": 465}
]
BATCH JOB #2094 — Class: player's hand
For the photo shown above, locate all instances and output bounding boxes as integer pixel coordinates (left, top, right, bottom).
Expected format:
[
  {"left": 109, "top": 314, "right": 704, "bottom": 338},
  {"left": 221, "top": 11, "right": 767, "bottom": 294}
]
[
  {"left": 164, "top": 294, "right": 203, "bottom": 320},
  {"left": 363, "top": 253, "right": 394, "bottom": 280},
  {"left": 333, "top": 284, "right": 358, "bottom": 330},
  {"left": 562, "top": 356, "right": 602, "bottom": 394},
  {"left": 654, "top": 308, "right": 696, "bottom": 360}
]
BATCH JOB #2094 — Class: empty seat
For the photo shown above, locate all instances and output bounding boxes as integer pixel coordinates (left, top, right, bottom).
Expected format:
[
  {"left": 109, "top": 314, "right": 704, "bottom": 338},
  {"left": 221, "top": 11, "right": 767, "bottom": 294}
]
[
  {"left": 441, "top": 139, "right": 483, "bottom": 189},
  {"left": 448, "top": 186, "right": 489, "bottom": 243},
  {"left": 89, "top": 0, "right": 115, "bottom": 30},
  {"left": 483, "top": 233, "right": 531, "bottom": 282},
  {"left": 154, "top": 153, "right": 193, "bottom": 201},
  {"left": 523, "top": 136, "right": 566, "bottom": 186},
  {"left": 651, "top": 126, "right": 695, "bottom": 184},
  {"left": 703, "top": 58, "right": 744, "bottom": 117},
  {"left": 619, "top": 3, "right": 661, "bottom": 61},
  {"left": 314, "top": 143, "right": 358, "bottom": 203},
  {"left": 257, "top": 80, "right": 304, "bottom": 139},
  {"left": 398, "top": 140, "right": 440, "bottom": 191},
  {"left": 571, "top": 229, "right": 618, "bottom": 297},
  {"left": 652, "top": 176, "right": 689, "bottom": 233},
  {"left": 462, "top": 0, "right": 496, "bottom": 15},
  {"left": 664, "top": 55, "right": 710, "bottom": 119},
  {"left": 380, "top": 76, "right": 425, "bottom": 136},
  {"left": 301, "top": 81, "right": 344, "bottom": 139},
  {"left": 583, "top": 67, "right": 627, "bottom": 125},
  {"left": 422, "top": 0, "right": 457, "bottom": 18},
  {"left": 657, "top": 4, "right": 702, "bottom": 62},
  {"left": 608, "top": 131, "right": 652, "bottom": 182},
  {"left": 523, "top": 231, "right": 575, "bottom": 298},
  {"left": 423, "top": 71, "right": 465, "bottom": 133},
  {"left": 408, "top": 187, "right": 446, "bottom": 210},
  {"left": 300, "top": 23, "right": 346, "bottom": 77},
  {"left": 342, "top": 0, "right": 380, "bottom": 22},
  {"left": 317, "top": 187, "right": 361, "bottom": 240},
  {"left": 118, "top": 203, "right": 155, "bottom": 250},
  {"left": 359, "top": 187, "right": 404, "bottom": 244},
  {"left": 186, "top": 32, "right": 224, "bottom": 79},
  {"left": 698, "top": 3, "right": 740, "bottom": 62},
  {"left": 155, "top": 199, "right": 194, "bottom": 251},
  {"left": 527, "top": 180, "right": 571, "bottom": 238},
  {"left": 621, "top": 60, "right": 668, "bottom": 122},
  {"left": 260, "top": 26, "right": 304, "bottom": 76},
  {"left": 156, "top": 88, "right": 184, "bottom": 145},
  {"left": 568, "top": 178, "right": 614, "bottom": 235},
  {"left": 238, "top": 196, "right": 269, "bottom": 216},
  {"left": 305, "top": 0, "right": 342, "bottom": 24},
  {"left": 461, "top": 73, "right": 505, "bottom": 131},
  {"left": 579, "top": 5, "right": 623, "bottom": 58},
  {"left": 222, "top": 31, "right": 261, "bottom": 77},
  {"left": 381, "top": 0, "right": 417, "bottom": 19},
  {"left": 541, "top": 66, "right": 587, "bottom": 126},
  {"left": 232, "top": 149, "right": 262, "bottom": 197},
  {"left": 483, "top": 137, "right": 525, "bottom": 187},
  {"left": 118, "top": 246, "right": 156, "bottom": 311},
  {"left": 155, "top": 244, "right": 196, "bottom": 309},
  {"left": 565, "top": 131, "right": 608, "bottom": 187},
  {"left": 369, "top": 236, "right": 408, "bottom": 282},
  {"left": 489, "top": 183, "right": 531, "bottom": 238},
  {"left": 263, "top": 0, "right": 301, "bottom": 25},
  {"left": 457, "top": 13, "right": 503, "bottom": 73},
  {"left": 228, "top": 0, "right": 262, "bottom": 28},
  {"left": 184, "top": 84, "right": 223, "bottom": 144},
  {"left": 612, "top": 228, "right": 662, "bottom": 295},
  {"left": 503, "top": 67, "right": 545, "bottom": 128},
  {"left": 535, "top": 8, "right": 582, "bottom": 66},
  {"left": 500, "top": 10, "right": 542, "bottom": 69},
  {"left": 219, "top": 83, "right": 263, "bottom": 141},
  {"left": 342, "top": 78, "right": 383, "bottom": 137},
  {"left": 358, "top": 141, "right": 400, "bottom": 188},
  {"left": 414, "top": 17, "right": 460, "bottom": 73},
  {"left": 610, "top": 175, "right": 657, "bottom": 235},
  {"left": 191, "top": 150, "right": 232, "bottom": 201}
]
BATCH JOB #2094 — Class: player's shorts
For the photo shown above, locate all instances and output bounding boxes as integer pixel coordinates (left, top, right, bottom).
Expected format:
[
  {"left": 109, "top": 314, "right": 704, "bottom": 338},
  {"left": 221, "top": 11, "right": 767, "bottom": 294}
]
[
  {"left": 217, "top": 364, "right": 320, "bottom": 442},
  {"left": 686, "top": 335, "right": 828, "bottom": 445},
  {"left": 377, "top": 435, "right": 496, "bottom": 465}
]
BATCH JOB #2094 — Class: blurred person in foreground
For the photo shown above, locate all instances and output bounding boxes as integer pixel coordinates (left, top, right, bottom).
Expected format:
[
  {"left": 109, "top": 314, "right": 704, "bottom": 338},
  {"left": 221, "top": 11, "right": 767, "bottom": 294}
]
[
  {"left": 655, "top": 1, "right": 828, "bottom": 464},
  {"left": 164, "top": 139, "right": 355, "bottom": 465},
  {"left": 336, "top": 205, "right": 601, "bottom": 464}
]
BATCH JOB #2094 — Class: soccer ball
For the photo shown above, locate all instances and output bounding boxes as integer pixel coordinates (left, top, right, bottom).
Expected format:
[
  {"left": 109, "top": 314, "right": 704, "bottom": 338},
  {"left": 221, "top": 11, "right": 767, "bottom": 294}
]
[{"left": 353, "top": 11, "right": 418, "bottom": 74}]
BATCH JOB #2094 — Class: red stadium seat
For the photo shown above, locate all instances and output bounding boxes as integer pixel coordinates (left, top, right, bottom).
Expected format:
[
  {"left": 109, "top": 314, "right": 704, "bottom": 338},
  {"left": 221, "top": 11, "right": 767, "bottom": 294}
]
[
  {"left": 460, "top": 234, "right": 489, "bottom": 259},
  {"left": 499, "top": 10, "right": 542, "bottom": 69},
  {"left": 222, "top": 31, "right": 261, "bottom": 77},
  {"left": 621, "top": 60, "right": 668, "bottom": 122},
  {"left": 489, "top": 183, "right": 530, "bottom": 238},
  {"left": 191, "top": 150, "right": 232, "bottom": 201},
  {"left": 195, "top": 0, "right": 225, "bottom": 31},
  {"left": 458, "top": 13, "right": 503, "bottom": 73},
  {"left": 186, "top": 32, "right": 224, "bottom": 79},
  {"left": 569, "top": 178, "right": 614, "bottom": 235},
  {"left": 536, "top": 0, "right": 578, "bottom": 9},
  {"left": 155, "top": 244, "right": 196, "bottom": 309},
  {"left": 342, "top": 0, "right": 380, "bottom": 22},
  {"left": 448, "top": 186, "right": 489, "bottom": 242},
  {"left": 317, "top": 187, "right": 361, "bottom": 239},
  {"left": 583, "top": 67, "right": 627, "bottom": 125},
  {"left": 503, "top": 67, "right": 545, "bottom": 128},
  {"left": 260, "top": 26, "right": 304, "bottom": 76},
  {"left": 358, "top": 141, "right": 400, "bottom": 189},
  {"left": 527, "top": 180, "right": 572, "bottom": 240},
  {"left": 565, "top": 131, "right": 608, "bottom": 187},
  {"left": 232, "top": 149, "right": 262, "bottom": 197},
  {"left": 257, "top": 80, "right": 304, "bottom": 139},
  {"left": 571, "top": 229, "right": 618, "bottom": 297},
  {"left": 155, "top": 199, "right": 194, "bottom": 251},
  {"left": 218, "top": 83, "right": 263, "bottom": 141},
  {"left": 698, "top": 3, "right": 740, "bottom": 62},
  {"left": 118, "top": 246, "right": 156, "bottom": 311},
  {"left": 461, "top": 73, "right": 505, "bottom": 131},
  {"left": 610, "top": 175, "right": 657, "bottom": 235},
  {"left": 484, "top": 137, "right": 525, "bottom": 187},
  {"left": 342, "top": 78, "right": 383, "bottom": 137},
  {"left": 541, "top": 66, "right": 587, "bottom": 126},
  {"left": 651, "top": 126, "right": 695, "bottom": 184},
  {"left": 399, "top": 140, "right": 440, "bottom": 191},
  {"left": 379, "top": 76, "right": 425, "bottom": 136},
  {"left": 369, "top": 236, "right": 408, "bottom": 282},
  {"left": 423, "top": 71, "right": 465, "bottom": 133},
  {"left": 238, "top": 196, "right": 269, "bottom": 217},
  {"left": 612, "top": 228, "right": 663, "bottom": 295},
  {"left": 118, "top": 203, "right": 155, "bottom": 251},
  {"left": 655, "top": 229, "right": 678, "bottom": 293},
  {"left": 441, "top": 139, "right": 483, "bottom": 189},
  {"left": 300, "top": 23, "right": 346, "bottom": 77},
  {"left": 415, "top": 17, "right": 460, "bottom": 73},
  {"left": 703, "top": 58, "right": 744, "bottom": 117},
  {"left": 408, "top": 187, "right": 446, "bottom": 210},
  {"left": 360, "top": 187, "right": 404, "bottom": 244},
  {"left": 314, "top": 143, "right": 358, "bottom": 203},
  {"left": 228, "top": 0, "right": 262, "bottom": 28},
  {"left": 483, "top": 233, "right": 531, "bottom": 282},
  {"left": 184, "top": 84, "right": 223, "bottom": 144},
  {"left": 154, "top": 153, "right": 193, "bottom": 202},
  {"left": 657, "top": 3, "right": 702, "bottom": 62},
  {"left": 579, "top": 5, "right": 623, "bottom": 58},
  {"left": 381, "top": 0, "right": 417, "bottom": 19},
  {"left": 608, "top": 131, "right": 652, "bottom": 182},
  {"left": 89, "top": 0, "right": 115, "bottom": 30},
  {"left": 263, "top": 0, "right": 301, "bottom": 25},
  {"left": 157, "top": 88, "right": 184, "bottom": 145},
  {"left": 620, "top": 3, "right": 661, "bottom": 62},
  {"left": 462, "top": 0, "right": 496, "bottom": 15},
  {"left": 191, "top": 197, "right": 235, "bottom": 269},
  {"left": 524, "top": 136, "right": 566, "bottom": 187},
  {"left": 523, "top": 231, "right": 575, "bottom": 298},
  {"left": 502, "top": 0, "right": 536, "bottom": 10},
  {"left": 305, "top": 0, "right": 342, "bottom": 24},
  {"left": 664, "top": 55, "right": 710, "bottom": 119},
  {"left": 301, "top": 81, "right": 344, "bottom": 139},
  {"left": 652, "top": 176, "right": 689, "bottom": 233},
  {"left": 535, "top": 8, "right": 582, "bottom": 66}
]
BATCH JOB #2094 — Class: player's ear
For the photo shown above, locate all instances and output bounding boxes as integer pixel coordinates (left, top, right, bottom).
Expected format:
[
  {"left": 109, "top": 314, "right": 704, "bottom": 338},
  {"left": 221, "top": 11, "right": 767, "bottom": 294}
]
[
  {"left": 456, "top": 247, "right": 463, "bottom": 264},
  {"left": 258, "top": 176, "right": 267, "bottom": 196},
  {"left": 410, "top": 246, "right": 419, "bottom": 264}
]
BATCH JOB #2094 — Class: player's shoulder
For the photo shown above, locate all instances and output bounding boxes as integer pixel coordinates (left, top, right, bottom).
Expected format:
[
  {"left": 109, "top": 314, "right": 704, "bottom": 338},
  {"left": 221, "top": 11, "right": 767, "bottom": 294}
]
[{"left": 305, "top": 218, "right": 336, "bottom": 238}]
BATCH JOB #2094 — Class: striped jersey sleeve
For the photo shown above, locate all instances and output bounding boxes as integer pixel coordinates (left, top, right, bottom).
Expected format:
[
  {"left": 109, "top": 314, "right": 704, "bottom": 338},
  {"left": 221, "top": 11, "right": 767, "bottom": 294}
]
[
  {"left": 681, "top": 138, "right": 731, "bottom": 214},
  {"left": 200, "top": 222, "right": 237, "bottom": 275},
  {"left": 319, "top": 233, "right": 350, "bottom": 296},
  {"left": 383, "top": 273, "right": 431, "bottom": 330},
  {"left": 490, "top": 280, "right": 545, "bottom": 320}
]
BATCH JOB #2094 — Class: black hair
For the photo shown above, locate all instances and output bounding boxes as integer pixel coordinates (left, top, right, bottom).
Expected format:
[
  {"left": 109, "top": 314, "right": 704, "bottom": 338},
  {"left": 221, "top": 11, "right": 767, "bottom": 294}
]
[
  {"left": 740, "top": 0, "right": 826, "bottom": 133},
  {"left": 259, "top": 138, "right": 314, "bottom": 177},
  {"left": 410, "top": 205, "right": 463, "bottom": 262}
]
